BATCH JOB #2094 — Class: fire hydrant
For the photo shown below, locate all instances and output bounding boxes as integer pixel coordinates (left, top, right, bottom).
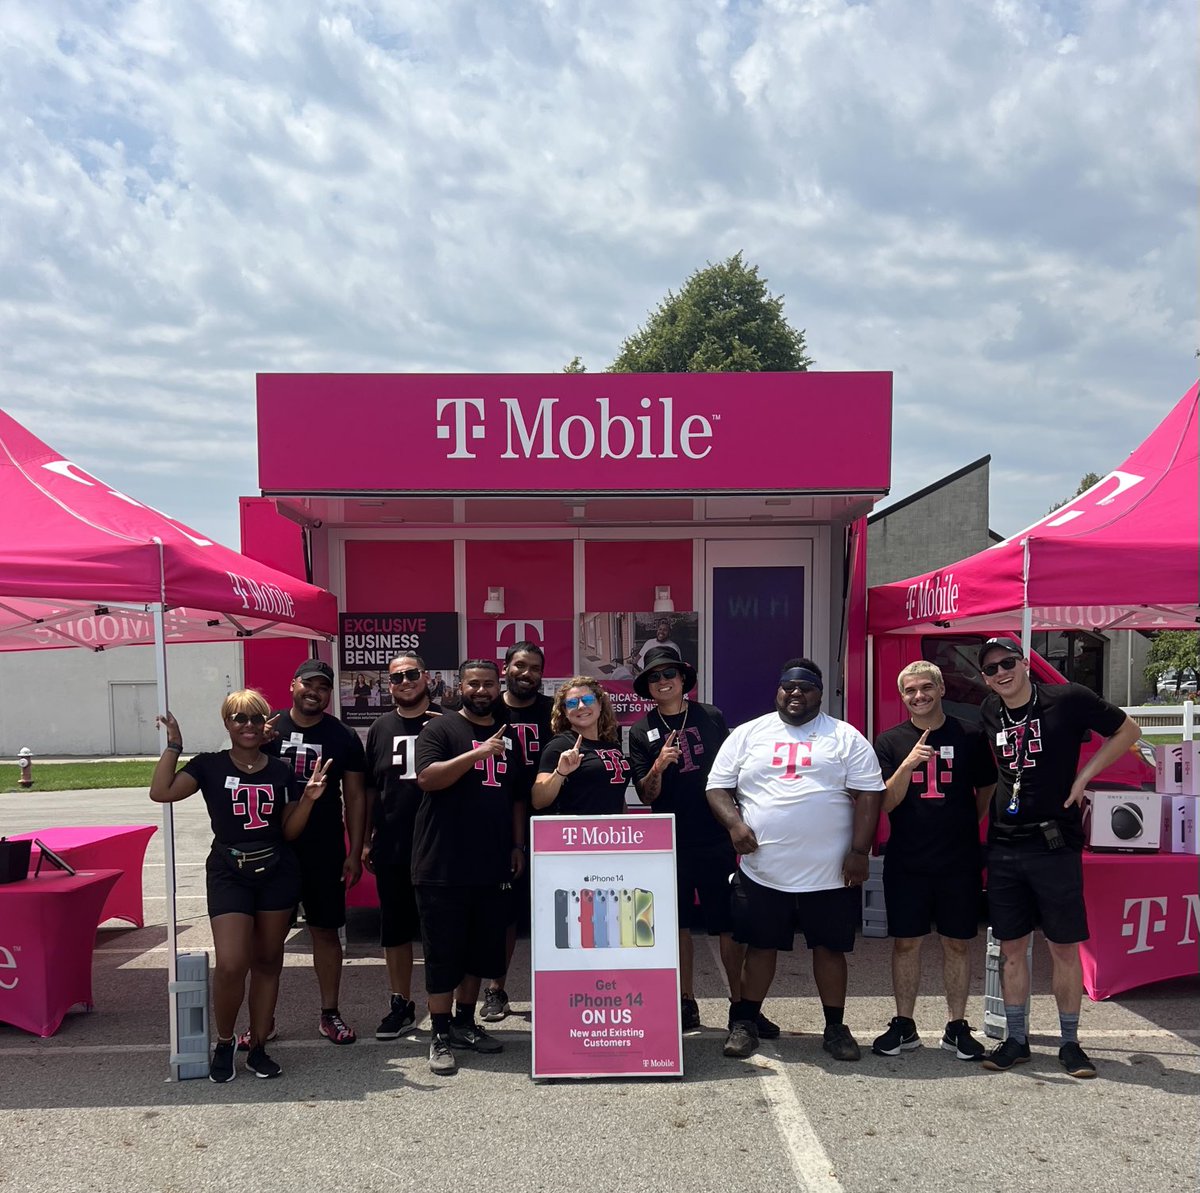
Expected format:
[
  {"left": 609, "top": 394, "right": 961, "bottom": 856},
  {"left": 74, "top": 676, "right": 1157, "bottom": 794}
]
[{"left": 17, "top": 747, "right": 33, "bottom": 789}]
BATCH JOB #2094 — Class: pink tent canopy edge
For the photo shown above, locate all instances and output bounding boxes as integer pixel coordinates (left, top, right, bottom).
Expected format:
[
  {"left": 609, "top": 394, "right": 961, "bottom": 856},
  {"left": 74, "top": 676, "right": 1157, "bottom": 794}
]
[
  {"left": 0, "top": 408, "right": 337, "bottom": 649},
  {"left": 868, "top": 382, "right": 1200, "bottom": 635}
]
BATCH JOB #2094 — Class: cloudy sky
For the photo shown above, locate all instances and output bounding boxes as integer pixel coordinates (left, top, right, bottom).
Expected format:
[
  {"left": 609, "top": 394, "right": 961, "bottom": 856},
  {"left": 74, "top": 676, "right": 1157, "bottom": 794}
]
[{"left": 2, "top": 0, "right": 1195, "bottom": 552}]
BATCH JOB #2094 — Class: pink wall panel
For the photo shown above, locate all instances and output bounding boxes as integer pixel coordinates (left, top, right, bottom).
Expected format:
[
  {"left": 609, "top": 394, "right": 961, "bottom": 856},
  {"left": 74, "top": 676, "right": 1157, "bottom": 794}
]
[
  {"left": 344, "top": 540, "right": 456, "bottom": 611},
  {"left": 465, "top": 540, "right": 574, "bottom": 618},
  {"left": 584, "top": 540, "right": 693, "bottom": 611}
]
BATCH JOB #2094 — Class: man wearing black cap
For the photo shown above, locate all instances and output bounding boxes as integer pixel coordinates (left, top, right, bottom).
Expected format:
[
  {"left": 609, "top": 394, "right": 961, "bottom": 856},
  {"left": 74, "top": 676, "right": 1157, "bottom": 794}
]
[
  {"left": 260, "top": 658, "right": 367, "bottom": 1047},
  {"left": 629, "top": 647, "right": 779, "bottom": 1040},
  {"left": 706, "top": 658, "right": 885, "bottom": 1061},
  {"left": 977, "top": 637, "right": 1140, "bottom": 1079}
]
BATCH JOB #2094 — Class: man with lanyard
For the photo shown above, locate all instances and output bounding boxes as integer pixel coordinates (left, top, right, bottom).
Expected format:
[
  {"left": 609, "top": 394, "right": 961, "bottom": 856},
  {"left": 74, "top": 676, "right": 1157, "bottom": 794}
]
[
  {"left": 871, "top": 660, "right": 996, "bottom": 1061},
  {"left": 977, "top": 638, "right": 1140, "bottom": 1078},
  {"left": 482, "top": 641, "right": 553, "bottom": 1024},
  {"left": 628, "top": 646, "right": 779, "bottom": 1042},
  {"left": 706, "top": 659, "right": 884, "bottom": 1061},
  {"left": 260, "top": 658, "right": 367, "bottom": 1047},
  {"left": 363, "top": 652, "right": 441, "bottom": 1040},
  {"left": 414, "top": 659, "right": 523, "bottom": 1075}
]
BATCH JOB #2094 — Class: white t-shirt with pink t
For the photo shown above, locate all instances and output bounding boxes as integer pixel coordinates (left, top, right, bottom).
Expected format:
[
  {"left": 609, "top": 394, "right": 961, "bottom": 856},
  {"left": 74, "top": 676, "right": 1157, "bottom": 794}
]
[{"left": 707, "top": 710, "right": 884, "bottom": 893}]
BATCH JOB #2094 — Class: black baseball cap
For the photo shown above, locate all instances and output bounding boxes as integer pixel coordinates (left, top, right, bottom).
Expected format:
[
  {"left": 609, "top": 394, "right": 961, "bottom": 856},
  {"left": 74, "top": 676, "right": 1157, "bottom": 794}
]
[
  {"left": 978, "top": 638, "right": 1023, "bottom": 667},
  {"left": 294, "top": 659, "right": 335, "bottom": 684}
]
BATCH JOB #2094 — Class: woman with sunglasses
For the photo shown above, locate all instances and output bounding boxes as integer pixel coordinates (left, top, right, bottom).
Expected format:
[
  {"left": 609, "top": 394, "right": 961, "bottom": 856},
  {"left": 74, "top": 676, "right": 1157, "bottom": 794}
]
[
  {"left": 150, "top": 690, "right": 331, "bottom": 1084},
  {"left": 532, "top": 677, "right": 631, "bottom": 815}
]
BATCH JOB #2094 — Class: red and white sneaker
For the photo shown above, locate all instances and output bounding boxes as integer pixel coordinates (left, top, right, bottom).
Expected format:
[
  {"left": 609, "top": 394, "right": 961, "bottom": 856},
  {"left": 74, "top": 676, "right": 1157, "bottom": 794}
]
[{"left": 318, "top": 1010, "right": 357, "bottom": 1045}]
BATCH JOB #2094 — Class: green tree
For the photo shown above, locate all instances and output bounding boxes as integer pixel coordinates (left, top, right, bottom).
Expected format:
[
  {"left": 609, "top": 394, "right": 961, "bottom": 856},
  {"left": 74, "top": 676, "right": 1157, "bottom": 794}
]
[
  {"left": 608, "top": 253, "right": 813, "bottom": 373},
  {"left": 1047, "top": 472, "right": 1103, "bottom": 514},
  {"left": 562, "top": 356, "right": 587, "bottom": 373},
  {"left": 1143, "top": 630, "right": 1200, "bottom": 692}
]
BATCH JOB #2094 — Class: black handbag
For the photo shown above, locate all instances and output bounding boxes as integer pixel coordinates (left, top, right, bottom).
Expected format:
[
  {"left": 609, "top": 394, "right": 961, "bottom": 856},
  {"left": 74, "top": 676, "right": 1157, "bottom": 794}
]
[{"left": 0, "top": 837, "right": 32, "bottom": 884}]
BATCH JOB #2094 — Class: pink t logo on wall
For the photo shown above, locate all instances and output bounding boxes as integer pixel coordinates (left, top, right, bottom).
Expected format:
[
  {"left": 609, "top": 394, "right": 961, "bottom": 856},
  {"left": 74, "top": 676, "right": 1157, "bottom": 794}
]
[{"left": 467, "top": 618, "right": 573, "bottom": 677}]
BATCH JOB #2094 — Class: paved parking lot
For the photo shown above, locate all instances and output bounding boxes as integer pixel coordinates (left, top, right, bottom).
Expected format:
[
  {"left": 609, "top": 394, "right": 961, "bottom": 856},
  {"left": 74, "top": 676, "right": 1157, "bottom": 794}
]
[{"left": 2, "top": 788, "right": 1197, "bottom": 1193}]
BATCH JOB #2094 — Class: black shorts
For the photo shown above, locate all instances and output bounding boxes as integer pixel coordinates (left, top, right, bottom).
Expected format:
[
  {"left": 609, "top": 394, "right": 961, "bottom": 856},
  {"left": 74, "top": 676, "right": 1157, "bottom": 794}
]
[
  {"left": 373, "top": 862, "right": 420, "bottom": 948},
  {"left": 415, "top": 884, "right": 509, "bottom": 994},
  {"left": 883, "top": 863, "right": 981, "bottom": 940},
  {"left": 731, "top": 870, "right": 858, "bottom": 953},
  {"left": 206, "top": 844, "right": 301, "bottom": 919},
  {"left": 987, "top": 845, "right": 1089, "bottom": 944},
  {"left": 295, "top": 839, "right": 348, "bottom": 930},
  {"left": 677, "top": 842, "right": 736, "bottom": 935}
]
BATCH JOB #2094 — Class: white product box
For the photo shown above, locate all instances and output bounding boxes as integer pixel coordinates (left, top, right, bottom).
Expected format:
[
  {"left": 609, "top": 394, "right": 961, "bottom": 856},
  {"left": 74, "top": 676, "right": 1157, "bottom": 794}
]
[
  {"left": 1181, "top": 741, "right": 1200, "bottom": 797},
  {"left": 1159, "top": 794, "right": 1199, "bottom": 855},
  {"left": 1086, "top": 789, "right": 1161, "bottom": 852},
  {"left": 1155, "top": 744, "right": 1183, "bottom": 794}
]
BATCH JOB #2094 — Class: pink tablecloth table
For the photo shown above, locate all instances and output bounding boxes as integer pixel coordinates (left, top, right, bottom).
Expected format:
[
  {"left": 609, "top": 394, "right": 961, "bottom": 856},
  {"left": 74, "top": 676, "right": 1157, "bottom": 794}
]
[
  {"left": 12, "top": 824, "right": 157, "bottom": 928},
  {"left": 1081, "top": 851, "right": 1200, "bottom": 1001},
  {"left": 0, "top": 869, "right": 121, "bottom": 1036}
]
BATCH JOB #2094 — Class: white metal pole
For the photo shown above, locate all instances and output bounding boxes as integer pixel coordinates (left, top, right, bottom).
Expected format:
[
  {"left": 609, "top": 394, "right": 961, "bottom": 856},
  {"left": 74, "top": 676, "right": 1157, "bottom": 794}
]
[{"left": 1020, "top": 540, "right": 1032, "bottom": 656}]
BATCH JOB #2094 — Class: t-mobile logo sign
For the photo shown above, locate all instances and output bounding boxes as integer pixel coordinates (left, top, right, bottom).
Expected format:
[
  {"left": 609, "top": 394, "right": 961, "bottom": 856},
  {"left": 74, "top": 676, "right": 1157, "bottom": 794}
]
[
  {"left": 772, "top": 741, "right": 813, "bottom": 780},
  {"left": 231, "top": 784, "right": 276, "bottom": 830},
  {"left": 435, "top": 396, "right": 714, "bottom": 462},
  {"left": 473, "top": 741, "right": 508, "bottom": 787}
]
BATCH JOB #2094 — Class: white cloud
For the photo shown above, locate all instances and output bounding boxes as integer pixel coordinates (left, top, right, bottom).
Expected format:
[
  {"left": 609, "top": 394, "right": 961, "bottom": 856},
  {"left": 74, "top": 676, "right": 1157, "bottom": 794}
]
[{"left": 0, "top": 0, "right": 1194, "bottom": 547}]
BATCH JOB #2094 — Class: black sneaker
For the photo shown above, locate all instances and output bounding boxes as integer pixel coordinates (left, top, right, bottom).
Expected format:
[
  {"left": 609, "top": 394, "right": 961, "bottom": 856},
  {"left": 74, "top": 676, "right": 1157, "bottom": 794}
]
[
  {"left": 209, "top": 1038, "right": 236, "bottom": 1084},
  {"left": 1058, "top": 1041, "right": 1097, "bottom": 1079},
  {"left": 681, "top": 997, "right": 701, "bottom": 1032},
  {"left": 447, "top": 1019, "right": 503, "bottom": 1054},
  {"left": 245, "top": 1046, "right": 282, "bottom": 1079},
  {"left": 982, "top": 1036, "right": 1031, "bottom": 1071},
  {"left": 822, "top": 1023, "right": 862, "bottom": 1062},
  {"left": 480, "top": 988, "right": 510, "bottom": 1023},
  {"left": 429, "top": 1034, "right": 457, "bottom": 1075},
  {"left": 941, "top": 1019, "right": 984, "bottom": 1061},
  {"left": 376, "top": 995, "right": 417, "bottom": 1040},
  {"left": 723, "top": 1020, "right": 759, "bottom": 1058},
  {"left": 755, "top": 1011, "right": 781, "bottom": 1040},
  {"left": 872, "top": 1016, "right": 920, "bottom": 1057},
  {"left": 236, "top": 1019, "right": 278, "bottom": 1052}
]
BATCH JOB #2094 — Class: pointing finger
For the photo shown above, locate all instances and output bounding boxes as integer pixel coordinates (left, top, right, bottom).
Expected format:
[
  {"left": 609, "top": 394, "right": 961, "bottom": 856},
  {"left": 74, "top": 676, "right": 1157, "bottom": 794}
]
[
  {"left": 918, "top": 728, "right": 931, "bottom": 744},
  {"left": 574, "top": 735, "right": 583, "bottom": 751}
]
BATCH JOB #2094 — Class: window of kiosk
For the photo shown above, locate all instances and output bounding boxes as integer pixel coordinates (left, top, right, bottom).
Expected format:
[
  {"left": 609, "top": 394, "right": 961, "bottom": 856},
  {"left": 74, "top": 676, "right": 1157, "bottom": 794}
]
[
  {"left": 920, "top": 634, "right": 989, "bottom": 726},
  {"left": 1030, "top": 630, "right": 1105, "bottom": 697}
]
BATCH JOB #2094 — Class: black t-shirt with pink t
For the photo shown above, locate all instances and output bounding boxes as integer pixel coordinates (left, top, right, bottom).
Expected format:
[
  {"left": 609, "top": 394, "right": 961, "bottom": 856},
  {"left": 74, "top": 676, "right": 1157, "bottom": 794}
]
[
  {"left": 412, "top": 712, "right": 515, "bottom": 886},
  {"left": 181, "top": 751, "right": 297, "bottom": 851},
  {"left": 537, "top": 733, "right": 631, "bottom": 816}
]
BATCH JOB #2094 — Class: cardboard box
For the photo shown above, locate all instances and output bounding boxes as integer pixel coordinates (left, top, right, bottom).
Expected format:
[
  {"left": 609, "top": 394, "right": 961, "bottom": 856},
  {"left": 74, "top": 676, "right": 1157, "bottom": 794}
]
[
  {"left": 1155, "top": 744, "right": 1184, "bottom": 794},
  {"left": 1086, "top": 789, "right": 1161, "bottom": 852},
  {"left": 1159, "top": 794, "right": 1199, "bottom": 855}
]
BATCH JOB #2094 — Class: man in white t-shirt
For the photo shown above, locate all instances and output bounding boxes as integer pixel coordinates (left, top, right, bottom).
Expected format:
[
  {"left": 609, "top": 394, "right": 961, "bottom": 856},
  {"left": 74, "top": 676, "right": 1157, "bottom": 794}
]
[{"left": 706, "top": 658, "right": 885, "bottom": 1062}]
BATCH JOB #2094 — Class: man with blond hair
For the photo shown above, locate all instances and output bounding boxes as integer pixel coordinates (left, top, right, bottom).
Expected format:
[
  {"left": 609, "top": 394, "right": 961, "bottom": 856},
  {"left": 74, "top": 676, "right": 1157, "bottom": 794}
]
[{"left": 870, "top": 660, "right": 996, "bottom": 1062}]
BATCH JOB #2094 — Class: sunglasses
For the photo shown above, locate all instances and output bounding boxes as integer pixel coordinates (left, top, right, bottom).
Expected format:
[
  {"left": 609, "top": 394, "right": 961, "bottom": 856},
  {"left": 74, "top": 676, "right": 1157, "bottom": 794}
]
[
  {"left": 564, "top": 693, "right": 598, "bottom": 711},
  {"left": 982, "top": 657, "right": 1021, "bottom": 677},
  {"left": 229, "top": 712, "right": 267, "bottom": 726},
  {"left": 780, "top": 681, "right": 820, "bottom": 695},
  {"left": 389, "top": 669, "right": 423, "bottom": 684},
  {"left": 646, "top": 667, "right": 681, "bottom": 682}
]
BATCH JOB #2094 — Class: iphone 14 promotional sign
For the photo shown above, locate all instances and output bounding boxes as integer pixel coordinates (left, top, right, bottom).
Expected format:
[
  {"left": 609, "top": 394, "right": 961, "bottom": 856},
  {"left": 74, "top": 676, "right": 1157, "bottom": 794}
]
[{"left": 554, "top": 888, "right": 654, "bottom": 949}]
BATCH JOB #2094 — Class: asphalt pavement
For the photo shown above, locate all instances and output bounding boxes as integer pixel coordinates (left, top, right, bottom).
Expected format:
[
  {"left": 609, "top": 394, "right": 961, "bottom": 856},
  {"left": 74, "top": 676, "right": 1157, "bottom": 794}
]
[{"left": 1, "top": 788, "right": 1197, "bottom": 1193}]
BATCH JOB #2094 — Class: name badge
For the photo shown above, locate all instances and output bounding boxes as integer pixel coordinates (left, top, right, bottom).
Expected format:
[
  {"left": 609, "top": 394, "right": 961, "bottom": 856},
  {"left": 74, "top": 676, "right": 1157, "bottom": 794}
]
[
  {"left": 996, "top": 731, "right": 1007, "bottom": 747},
  {"left": 940, "top": 746, "right": 955, "bottom": 760},
  {"left": 288, "top": 732, "right": 305, "bottom": 746},
  {"left": 503, "top": 737, "right": 513, "bottom": 751},
  {"left": 225, "top": 776, "right": 239, "bottom": 790},
  {"left": 647, "top": 728, "right": 661, "bottom": 743}
]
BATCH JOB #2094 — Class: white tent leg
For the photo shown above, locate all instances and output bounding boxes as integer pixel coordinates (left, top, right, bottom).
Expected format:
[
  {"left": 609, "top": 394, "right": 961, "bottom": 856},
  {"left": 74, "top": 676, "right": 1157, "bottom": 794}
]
[{"left": 152, "top": 604, "right": 181, "bottom": 1079}]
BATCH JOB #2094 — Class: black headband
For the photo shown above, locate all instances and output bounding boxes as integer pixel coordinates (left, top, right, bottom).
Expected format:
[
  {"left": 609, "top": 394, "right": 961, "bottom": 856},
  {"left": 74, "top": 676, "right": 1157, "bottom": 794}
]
[{"left": 780, "top": 667, "right": 823, "bottom": 690}]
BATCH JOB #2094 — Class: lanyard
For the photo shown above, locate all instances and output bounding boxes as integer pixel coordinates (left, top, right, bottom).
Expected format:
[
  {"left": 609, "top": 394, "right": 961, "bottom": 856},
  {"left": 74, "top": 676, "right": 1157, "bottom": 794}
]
[{"left": 999, "top": 690, "right": 1038, "bottom": 816}]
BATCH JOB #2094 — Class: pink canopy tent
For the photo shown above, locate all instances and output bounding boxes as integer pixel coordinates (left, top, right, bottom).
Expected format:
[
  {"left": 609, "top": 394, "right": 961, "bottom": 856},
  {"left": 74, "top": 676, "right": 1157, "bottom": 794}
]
[
  {"left": 0, "top": 408, "right": 337, "bottom": 649},
  {"left": 0, "top": 407, "right": 338, "bottom": 1077},
  {"left": 869, "top": 382, "right": 1200, "bottom": 640}
]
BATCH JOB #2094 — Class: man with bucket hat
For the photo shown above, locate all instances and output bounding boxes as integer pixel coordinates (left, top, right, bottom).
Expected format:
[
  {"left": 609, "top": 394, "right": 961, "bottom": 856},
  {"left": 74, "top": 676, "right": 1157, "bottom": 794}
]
[{"left": 628, "top": 647, "right": 778, "bottom": 1039}]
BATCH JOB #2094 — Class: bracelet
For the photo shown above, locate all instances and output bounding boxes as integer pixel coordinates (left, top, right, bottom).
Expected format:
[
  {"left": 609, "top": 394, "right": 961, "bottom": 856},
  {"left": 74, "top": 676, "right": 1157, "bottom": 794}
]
[
  {"left": 165, "top": 743, "right": 183, "bottom": 753},
  {"left": 555, "top": 767, "right": 568, "bottom": 779}
]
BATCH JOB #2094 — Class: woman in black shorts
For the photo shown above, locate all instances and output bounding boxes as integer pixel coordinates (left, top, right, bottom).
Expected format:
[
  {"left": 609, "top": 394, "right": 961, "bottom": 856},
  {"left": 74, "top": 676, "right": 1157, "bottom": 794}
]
[
  {"left": 532, "top": 676, "right": 631, "bottom": 815},
  {"left": 151, "top": 689, "right": 330, "bottom": 1084}
]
